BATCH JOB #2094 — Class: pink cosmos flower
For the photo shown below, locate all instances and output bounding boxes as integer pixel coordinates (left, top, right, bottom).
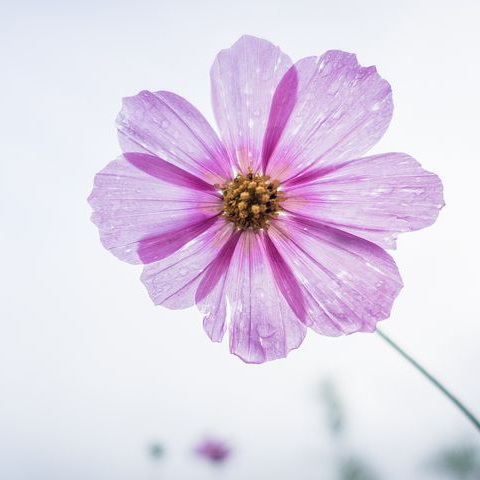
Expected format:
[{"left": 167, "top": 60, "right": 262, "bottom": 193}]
[
  {"left": 88, "top": 35, "right": 444, "bottom": 364},
  {"left": 194, "top": 438, "right": 231, "bottom": 464}
]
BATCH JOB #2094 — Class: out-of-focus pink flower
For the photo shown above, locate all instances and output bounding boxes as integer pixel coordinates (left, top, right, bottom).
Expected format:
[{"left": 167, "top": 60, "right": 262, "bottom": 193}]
[
  {"left": 194, "top": 438, "right": 231, "bottom": 464},
  {"left": 89, "top": 35, "right": 444, "bottom": 364}
]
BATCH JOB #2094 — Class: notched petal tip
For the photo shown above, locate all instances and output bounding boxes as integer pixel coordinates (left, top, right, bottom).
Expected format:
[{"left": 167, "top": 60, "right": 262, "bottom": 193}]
[
  {"left": 229, "top": 347, "right": 289, "bottom": 365},
  {"left": 213, "top": 34, "right": 283, "bottom": 60},
  {"left": 265, "top": 49, "right": 394, "bottom": 182},
  {"left": 229, "top": 324, "right": 306, "bottom": 364}
]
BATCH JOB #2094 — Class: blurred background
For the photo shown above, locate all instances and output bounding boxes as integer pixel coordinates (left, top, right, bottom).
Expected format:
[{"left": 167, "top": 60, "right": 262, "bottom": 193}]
[{"left": 1, "top": 0, "right": 479, "bottom": 478}]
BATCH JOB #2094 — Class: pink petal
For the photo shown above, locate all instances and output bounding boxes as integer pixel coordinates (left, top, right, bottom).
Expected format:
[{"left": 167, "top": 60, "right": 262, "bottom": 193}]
[
  {"left": 269, "top": 216, "right": 403, "bottom": 335},
  {"left": 263, "top": 234, "right": 307, "bottom": 321},
  {"left": 225, "top": 231, "right": 307, "bottom": 364},
  {"left": 124, "top": 152, "right": 215, "bottom": 191},
  {"left": 261, "top": 65, "right": 299, "bottom": 172},
  {"left": 284, "top": 153, "right": 444, "bottom": 249},
  {"left": 194, "top": 439, "right": 231, "bottom": 463},
  {"left": 196, "top": 228, "right": 306, "bottom": 344},
  {"left": 198, "top": 273, "right": 229, "bottom": 343},
  {"left": 196, "top": 231, "right": 242, "bottom": 342},
  {"left": 137, "top": 216, "right": 218, "bottom": 264},
  {"left": 211, "top": 35, "right": 292, "bottom": 174},
  {"left": 265, "top": 51, "right": 393, "bottom": 182},
  {"left": 141, "top": 220, "right": 234, "bottom": 309},
  {"left": 88, "top": 153, "right": 221, "bottom": 264},
  {"left": 195, "top": 231, "right": 241, "bottom": 304},
  {"left": 117, "top": 90, "right": 232, "bottom": 184}
]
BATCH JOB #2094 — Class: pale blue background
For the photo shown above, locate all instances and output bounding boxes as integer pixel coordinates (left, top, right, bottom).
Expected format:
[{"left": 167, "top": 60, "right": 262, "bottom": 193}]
[{"left": 1, "top": 0, "right": 479, "bottom": 478}]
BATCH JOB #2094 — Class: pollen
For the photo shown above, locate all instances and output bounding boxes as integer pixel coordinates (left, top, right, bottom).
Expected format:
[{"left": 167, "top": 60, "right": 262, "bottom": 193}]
[{"left": 220, "top": 171, "right": 285, "bottom": 230}]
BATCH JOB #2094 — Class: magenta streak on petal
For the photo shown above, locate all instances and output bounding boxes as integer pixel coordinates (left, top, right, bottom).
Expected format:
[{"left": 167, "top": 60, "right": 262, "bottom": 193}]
[
  {"left": 265, "top": 52, "right": 393, "bottom": 183},
  {"left": 88, "top": 155, "right": 221, "bottom": 265},
  {"left": 283, "top": 152, "right": 445, "bottom": 249},
  {"left": 268, "top": 223, "right": 345, "bottom": 335},
  {"left": 282, "top": 159, "right": 353, "bottom": 188},
  {"left": 138, "top": 215, "right": 219, "bottom": 264},
  {"left": 226, "top": 231, "right": 307, "bottom": 364},
  {"left": 152, "top": 91, "right": 233, "bottom": 181},
  {"left": 261, "top": 66, "right": 299, "bottom": 171},
  {"left": 124, "top": 152, "right": 219, "bottom": 194},
  {"left": 264, "top": 233, "right": 306, "bottom": 322},
  {"left": 269, "top": 216, "right": 403, "bottom": 335},
  {"left": 210, "top": 35, "right": 293, "bottom": 174},
  {"left": 117, "top": 90, "right": 232, "bottom": 184},
  {"left": 140, "top": 220, "right": 232, "bottom": 309},
  {"left": 195, "top": 229, "right": 242, "bottom": 304}
]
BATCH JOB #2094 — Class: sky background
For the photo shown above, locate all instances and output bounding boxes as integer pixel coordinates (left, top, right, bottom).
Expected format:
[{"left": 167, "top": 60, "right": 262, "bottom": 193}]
[{"left": 1, "top": 0, "right": 479, "bottom": 479}]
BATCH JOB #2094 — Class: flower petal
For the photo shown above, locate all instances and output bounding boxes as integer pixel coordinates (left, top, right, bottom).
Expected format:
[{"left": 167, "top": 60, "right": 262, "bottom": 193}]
[
  {"left": 198, "top": 273, "right": 229, "bottom": 343},
  {"left": 124, "top": 152, "right": 215, "bottom": 191},
  {"left": 226, "top": 231, "right": 307, "bottom": 363},
  {"left": 141, "top": 220, "right": 233, "bottom": 309},
  {"left": 117, "top": 90, "right": 232, "bottom": 184},
  {"left": 196, "top": 228, "right": 306, "bottom": 344},
  {"left": 269, "top": 216, "right": 403, "bottom": 335},
  {"left": 265, "top": 51, "right": 393, "bottom": 182},
  {"left": 196, "top": 230, "right": 242, "bottom": 342},
  {"left": 195, "top": 231, "right": 241, "bottom": 304},
  {"left": 88, "top": 153, "right": 221, "bottom": 264},
  {"left": 211, "top": 35, "right": 292, "bottom": 174},
  {"left": 263, "top": 234, "right": 307, "bottom": 321},
  {"left": 137, "top": 216, "right": 218, "bottom": 264},
  {"left": 284, "top": 153, "right": 444, "bottom": 249}
]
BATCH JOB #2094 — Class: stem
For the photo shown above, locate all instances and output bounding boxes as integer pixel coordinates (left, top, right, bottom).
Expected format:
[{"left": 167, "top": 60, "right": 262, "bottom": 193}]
[{"left": 376, "top": 328, "right": 480, "bottom": 432}]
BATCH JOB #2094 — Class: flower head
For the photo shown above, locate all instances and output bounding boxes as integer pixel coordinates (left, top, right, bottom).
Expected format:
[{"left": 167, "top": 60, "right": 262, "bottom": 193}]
[
  {"left": 194, "top": 438, "right": 231, "bottom": 464},
  {"left": 88, "top": 35, "right": 444, "bottom": 363}
]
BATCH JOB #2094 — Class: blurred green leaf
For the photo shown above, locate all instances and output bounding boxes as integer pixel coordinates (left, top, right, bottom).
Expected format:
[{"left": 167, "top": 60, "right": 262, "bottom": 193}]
[
  {"left": 339, "top": 456, "right": 380, "bottom": 480},
  {"left": 428, "top": 444, "right": 480, "bottom": 479},
  {"left": 148, "top": 442, "right": 165, "bottom": 460},
  {"left": 320, "top": 378, "right": 344, "bottom": 435}
]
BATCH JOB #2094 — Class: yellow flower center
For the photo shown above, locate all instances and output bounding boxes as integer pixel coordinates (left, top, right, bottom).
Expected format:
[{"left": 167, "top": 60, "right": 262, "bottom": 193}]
[{"left": 219, "top": 172, "right": 284, "bottom": 230}]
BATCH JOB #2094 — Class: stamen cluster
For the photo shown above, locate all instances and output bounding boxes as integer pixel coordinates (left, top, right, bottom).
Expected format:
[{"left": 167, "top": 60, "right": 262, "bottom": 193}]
[{"left": 219, "top": 172, "right": 284, "bottom": 230}]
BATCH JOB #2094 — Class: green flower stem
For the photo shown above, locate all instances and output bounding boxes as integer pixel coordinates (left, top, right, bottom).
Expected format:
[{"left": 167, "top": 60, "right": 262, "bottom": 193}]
[{"left": 376, "top": 328, "right": 480, "bottom": 432}]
